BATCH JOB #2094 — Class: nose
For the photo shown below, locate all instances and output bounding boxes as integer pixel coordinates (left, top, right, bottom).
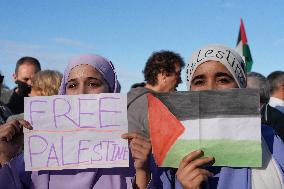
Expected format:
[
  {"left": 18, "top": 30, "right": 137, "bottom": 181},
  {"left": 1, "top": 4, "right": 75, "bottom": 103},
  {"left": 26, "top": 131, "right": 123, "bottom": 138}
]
[
  {"left": 73, "top": 85, "right": 88, "bottom": 95},
  {"left": 206, "top": 80, "right": 217, "bottom": 90}
]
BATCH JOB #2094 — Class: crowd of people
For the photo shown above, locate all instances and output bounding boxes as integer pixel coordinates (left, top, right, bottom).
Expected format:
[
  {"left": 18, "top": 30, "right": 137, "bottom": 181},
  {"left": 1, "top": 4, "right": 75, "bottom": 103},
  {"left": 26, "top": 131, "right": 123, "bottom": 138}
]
[{"left": 0, "top": 44, "right": 284, "bottom": 189}]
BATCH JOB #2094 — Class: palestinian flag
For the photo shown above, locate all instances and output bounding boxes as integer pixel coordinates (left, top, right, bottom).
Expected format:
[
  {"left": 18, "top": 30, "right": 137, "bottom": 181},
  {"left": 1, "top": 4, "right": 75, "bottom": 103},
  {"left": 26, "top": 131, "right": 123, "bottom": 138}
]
[
  {"left": 236, "top": 18, "right": 253, "bottom": 72},
  {"left": 148, "top": 89, "right": 262, "bottom": 168}
]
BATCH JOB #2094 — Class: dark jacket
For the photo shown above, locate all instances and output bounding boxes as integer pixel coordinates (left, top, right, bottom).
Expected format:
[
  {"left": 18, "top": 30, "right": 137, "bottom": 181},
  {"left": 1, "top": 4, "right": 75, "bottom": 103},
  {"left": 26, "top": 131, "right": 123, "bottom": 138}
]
[
  {"left": 0, "top": 101, "right": 12, "bottom": 124},
  {"left": 6, "top": 88, "right": 25, "bottom": 115},
  {"left": 261, "top": 103, "right": 284, "bottom": 142}
]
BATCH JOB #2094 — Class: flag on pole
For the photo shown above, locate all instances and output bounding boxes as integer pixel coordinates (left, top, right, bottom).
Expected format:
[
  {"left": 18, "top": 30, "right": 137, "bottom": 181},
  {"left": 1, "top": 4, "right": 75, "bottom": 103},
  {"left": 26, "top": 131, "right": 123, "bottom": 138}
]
[{"left": 236, "top": 18, "right": 253, "bottom": 72}]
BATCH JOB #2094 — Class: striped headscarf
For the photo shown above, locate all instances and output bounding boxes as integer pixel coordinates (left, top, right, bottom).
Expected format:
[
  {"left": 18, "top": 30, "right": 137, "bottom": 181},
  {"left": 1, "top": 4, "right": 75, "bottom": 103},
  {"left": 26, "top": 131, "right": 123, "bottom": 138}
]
[{"left": 186, "top": 44, "right": 247, "bottom": 89}]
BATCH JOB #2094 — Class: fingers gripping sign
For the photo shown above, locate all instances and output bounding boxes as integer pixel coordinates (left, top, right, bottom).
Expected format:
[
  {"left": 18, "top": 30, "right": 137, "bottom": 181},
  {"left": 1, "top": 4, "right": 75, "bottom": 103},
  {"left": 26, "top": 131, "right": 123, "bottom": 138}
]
[
  {"left": 121, "top": 133, "right": 151, "bottom": 170},
  {"left": 0, "top": 119, "right": 32, "bottom": 142},
  {"left": 176, "top": 150, "right": 215, "bottom": 189},
  {"left": 122, "top": 132, "right": 152, "bottom": 189},
  {"left": 0, "top": 119, "right": 32, "bottom": 165}
]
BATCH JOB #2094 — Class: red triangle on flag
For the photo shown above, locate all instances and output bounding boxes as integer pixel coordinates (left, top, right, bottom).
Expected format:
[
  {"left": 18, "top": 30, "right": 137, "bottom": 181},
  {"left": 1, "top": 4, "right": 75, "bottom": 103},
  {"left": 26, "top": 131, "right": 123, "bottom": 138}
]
[{"left": 148, "top": 93, "right": 185, "bottom": 166}]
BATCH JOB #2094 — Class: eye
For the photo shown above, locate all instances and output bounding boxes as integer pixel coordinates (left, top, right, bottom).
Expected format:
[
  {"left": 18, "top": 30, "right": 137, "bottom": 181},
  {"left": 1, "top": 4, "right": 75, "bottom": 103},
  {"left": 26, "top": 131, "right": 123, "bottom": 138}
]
[
  {"left": 217, "top": 77, "right": 233, "bottom": 84},
  {"left": 192, "top": 79, "right": 205, "bottom": 86},
  {"left": 66, "top": 82, "right": 77, "bottom": 89},
  {"left": 88, "top": 82, "right": 98, "bottom": 87},
  {"left": 87, "top": 80, "right": 103, "bottom": 88}
]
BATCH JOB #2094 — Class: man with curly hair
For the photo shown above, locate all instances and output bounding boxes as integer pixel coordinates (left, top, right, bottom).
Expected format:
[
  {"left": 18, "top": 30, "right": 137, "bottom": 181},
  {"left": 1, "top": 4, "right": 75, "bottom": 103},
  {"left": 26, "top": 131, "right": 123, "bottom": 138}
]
[{"left": 127, "top": 50, "right": 185, "bottom": 136}]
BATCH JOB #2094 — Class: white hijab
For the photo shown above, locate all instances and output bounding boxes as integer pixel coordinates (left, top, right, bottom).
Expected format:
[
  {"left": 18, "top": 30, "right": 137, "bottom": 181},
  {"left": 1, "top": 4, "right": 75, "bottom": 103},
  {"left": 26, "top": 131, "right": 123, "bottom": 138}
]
[{"left": 186, "top": 44, "right": 247, "bottom": 89}]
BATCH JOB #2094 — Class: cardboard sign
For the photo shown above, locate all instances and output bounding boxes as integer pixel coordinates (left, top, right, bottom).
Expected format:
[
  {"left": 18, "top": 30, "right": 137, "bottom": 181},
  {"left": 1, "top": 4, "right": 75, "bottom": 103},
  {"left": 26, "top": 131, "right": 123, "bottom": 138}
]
[
  {"left": 149, "top": 89, "right": 262, "bottom": 168},
  {"left": 24, "top": 94, "right": 129, "bottom": 171}
]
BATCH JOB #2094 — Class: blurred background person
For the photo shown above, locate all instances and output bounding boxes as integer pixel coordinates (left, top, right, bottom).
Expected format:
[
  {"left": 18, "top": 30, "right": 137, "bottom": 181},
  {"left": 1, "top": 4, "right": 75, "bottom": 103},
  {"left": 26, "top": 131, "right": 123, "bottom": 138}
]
[
  {"left": 267, "top": 71, "right": 284, "bottom": 114},
  {"left": 246, "top": 71, "right": 284, "bottom": 142},
  {"left": 29, "top": 70, "right": 62, "bottom": 97},
  {"left": 247, "top": 71, "right": 284, "bottom": 141},
  {"left": 0, "top": 71, "right": 12, "bottom": 124},
  {"left": 6, "top": 57, "right": 41, "bottom": 114},
  {"left": 0, "top": 74, "right": 12, "bottom": 105},
  {"left": 128, "top": 50, "right": 185, "bottom": 136},
  {"left": 247, "top": 72, "right": 270, "bottom": 107},
  {"left": 3, "top": 69, "right": 62, "bottom": 188},
  {"left": 7, "top": 70, "right": 62, "bottom": 122}
]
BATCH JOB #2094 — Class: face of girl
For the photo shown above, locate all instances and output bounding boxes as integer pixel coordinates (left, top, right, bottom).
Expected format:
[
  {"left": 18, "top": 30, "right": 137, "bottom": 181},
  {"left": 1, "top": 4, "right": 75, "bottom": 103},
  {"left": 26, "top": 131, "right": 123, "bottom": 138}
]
[
  {"left": 190, "top": 61, "right": 238, "bottom": 91},
  {"left": 66, "top": 64, "right": 110, "bottom": 95}
]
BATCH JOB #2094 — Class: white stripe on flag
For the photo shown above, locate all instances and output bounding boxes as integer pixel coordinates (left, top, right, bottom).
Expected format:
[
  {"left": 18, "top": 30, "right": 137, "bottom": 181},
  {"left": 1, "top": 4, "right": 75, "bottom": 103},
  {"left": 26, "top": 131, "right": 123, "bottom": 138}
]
[
  {"left": 180, "top": 116, "right": 261, "bottom": 141},
  {"left": 236, "top": 41, "right": 246, "bottom": 62}
]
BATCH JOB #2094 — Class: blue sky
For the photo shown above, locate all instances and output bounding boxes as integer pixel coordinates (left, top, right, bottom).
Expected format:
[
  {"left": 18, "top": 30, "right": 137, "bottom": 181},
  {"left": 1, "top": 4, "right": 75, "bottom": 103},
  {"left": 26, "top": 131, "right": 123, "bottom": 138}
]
[{"left": 0, "top": 0, "right": 283, "bottom": 92}]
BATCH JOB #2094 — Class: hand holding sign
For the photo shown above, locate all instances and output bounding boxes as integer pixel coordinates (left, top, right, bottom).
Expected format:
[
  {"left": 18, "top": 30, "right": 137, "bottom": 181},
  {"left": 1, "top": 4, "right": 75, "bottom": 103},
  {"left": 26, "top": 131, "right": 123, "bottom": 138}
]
[
  {"left": 122, "top": 132, "right": 152, "bottom": 189},
  {"left": 0, "top": 119, "right": 32, "bottom": 165},
  {"left": 122, "top": 133, "right": 151, "bottom": 170},
  {"left": 176, "top": 150, "right": 214, "bottom": 189},
  {"left": 0, "top": 120, "right": 32, "bottom": 141}
]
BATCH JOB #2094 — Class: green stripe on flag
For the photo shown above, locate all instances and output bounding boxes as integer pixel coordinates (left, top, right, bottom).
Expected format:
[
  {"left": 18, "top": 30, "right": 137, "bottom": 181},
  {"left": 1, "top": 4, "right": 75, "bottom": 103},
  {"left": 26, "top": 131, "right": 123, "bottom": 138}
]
[
  {"left": 162, "top": 139, "right": 262, "bottom": 168},
  {"left": 243, "top": 44, "right": 253, "bottom": 72}
]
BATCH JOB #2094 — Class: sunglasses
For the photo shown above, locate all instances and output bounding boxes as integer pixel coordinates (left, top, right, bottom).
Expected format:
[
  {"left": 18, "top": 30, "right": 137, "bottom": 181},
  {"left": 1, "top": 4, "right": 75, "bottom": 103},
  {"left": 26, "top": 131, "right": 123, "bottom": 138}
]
[{"left": 0, "top": 75, "right": 4, "bottom": 83}]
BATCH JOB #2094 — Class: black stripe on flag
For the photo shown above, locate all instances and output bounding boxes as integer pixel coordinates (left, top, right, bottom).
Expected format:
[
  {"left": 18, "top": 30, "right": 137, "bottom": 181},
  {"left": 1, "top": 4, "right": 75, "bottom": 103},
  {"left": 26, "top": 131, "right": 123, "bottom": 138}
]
[{"left": 155, "top": 88, "right": 260, "bottom": 120}]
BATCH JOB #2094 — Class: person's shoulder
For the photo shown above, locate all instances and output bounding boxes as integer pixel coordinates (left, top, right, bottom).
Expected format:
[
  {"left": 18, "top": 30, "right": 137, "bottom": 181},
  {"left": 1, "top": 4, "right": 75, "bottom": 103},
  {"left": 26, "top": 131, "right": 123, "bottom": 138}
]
[
  {"left": 267, "top": 104, "right": 284, "bottom": 120},
  {"left": 127, "top": 87, "right": 153, "bottom": 107},
  {"left": 261, "top": 104, "right": 284, "bottom": 142},
  {"left": 261, "top": 104, "right": 281, "bottom": 123}
]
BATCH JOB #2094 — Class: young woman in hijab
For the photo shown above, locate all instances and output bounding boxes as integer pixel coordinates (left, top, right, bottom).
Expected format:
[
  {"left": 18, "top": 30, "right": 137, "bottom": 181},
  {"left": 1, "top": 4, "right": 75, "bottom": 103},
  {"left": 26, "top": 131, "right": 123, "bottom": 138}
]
[
  {"left": 158, "top": 45, "right": 284, "bottom": 189},
  {"left": 0, "top": 54, "right": 152, "bottom": 189}
]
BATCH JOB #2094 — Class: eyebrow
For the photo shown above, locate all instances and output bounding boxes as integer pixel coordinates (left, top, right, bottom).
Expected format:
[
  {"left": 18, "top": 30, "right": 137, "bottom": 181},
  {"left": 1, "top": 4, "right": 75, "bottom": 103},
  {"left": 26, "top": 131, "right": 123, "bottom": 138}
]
[
  {"left": 67, "top": 77, "right": 102, "bottom": 83},
  {"left": 192, "top": 74, "right": 205, "bottom": 81},
  {"left": 191, "top": 72, "right": 234, "bottom": 82},
  {"left": 215, "top": 72, "right": 234, "bottom": 79}
]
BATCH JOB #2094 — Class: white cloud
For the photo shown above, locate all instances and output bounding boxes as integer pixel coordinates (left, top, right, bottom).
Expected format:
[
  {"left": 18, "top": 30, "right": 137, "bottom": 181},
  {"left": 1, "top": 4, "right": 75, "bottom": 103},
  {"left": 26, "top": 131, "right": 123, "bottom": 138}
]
[
  {"left": 0, "top": 39, "right": 72, "bottom": 67},
  {"left": 53, "top": 37, "right": 96, "bottom": 51},
  {"left": 0, "top": 39, "right": 44, "bottom": 52},
  {"left": 0, "top": 39, "right": 46, "bottom": 62},
  {"left": 274, "top": 37, "right": 284, "bottom": 46}
]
